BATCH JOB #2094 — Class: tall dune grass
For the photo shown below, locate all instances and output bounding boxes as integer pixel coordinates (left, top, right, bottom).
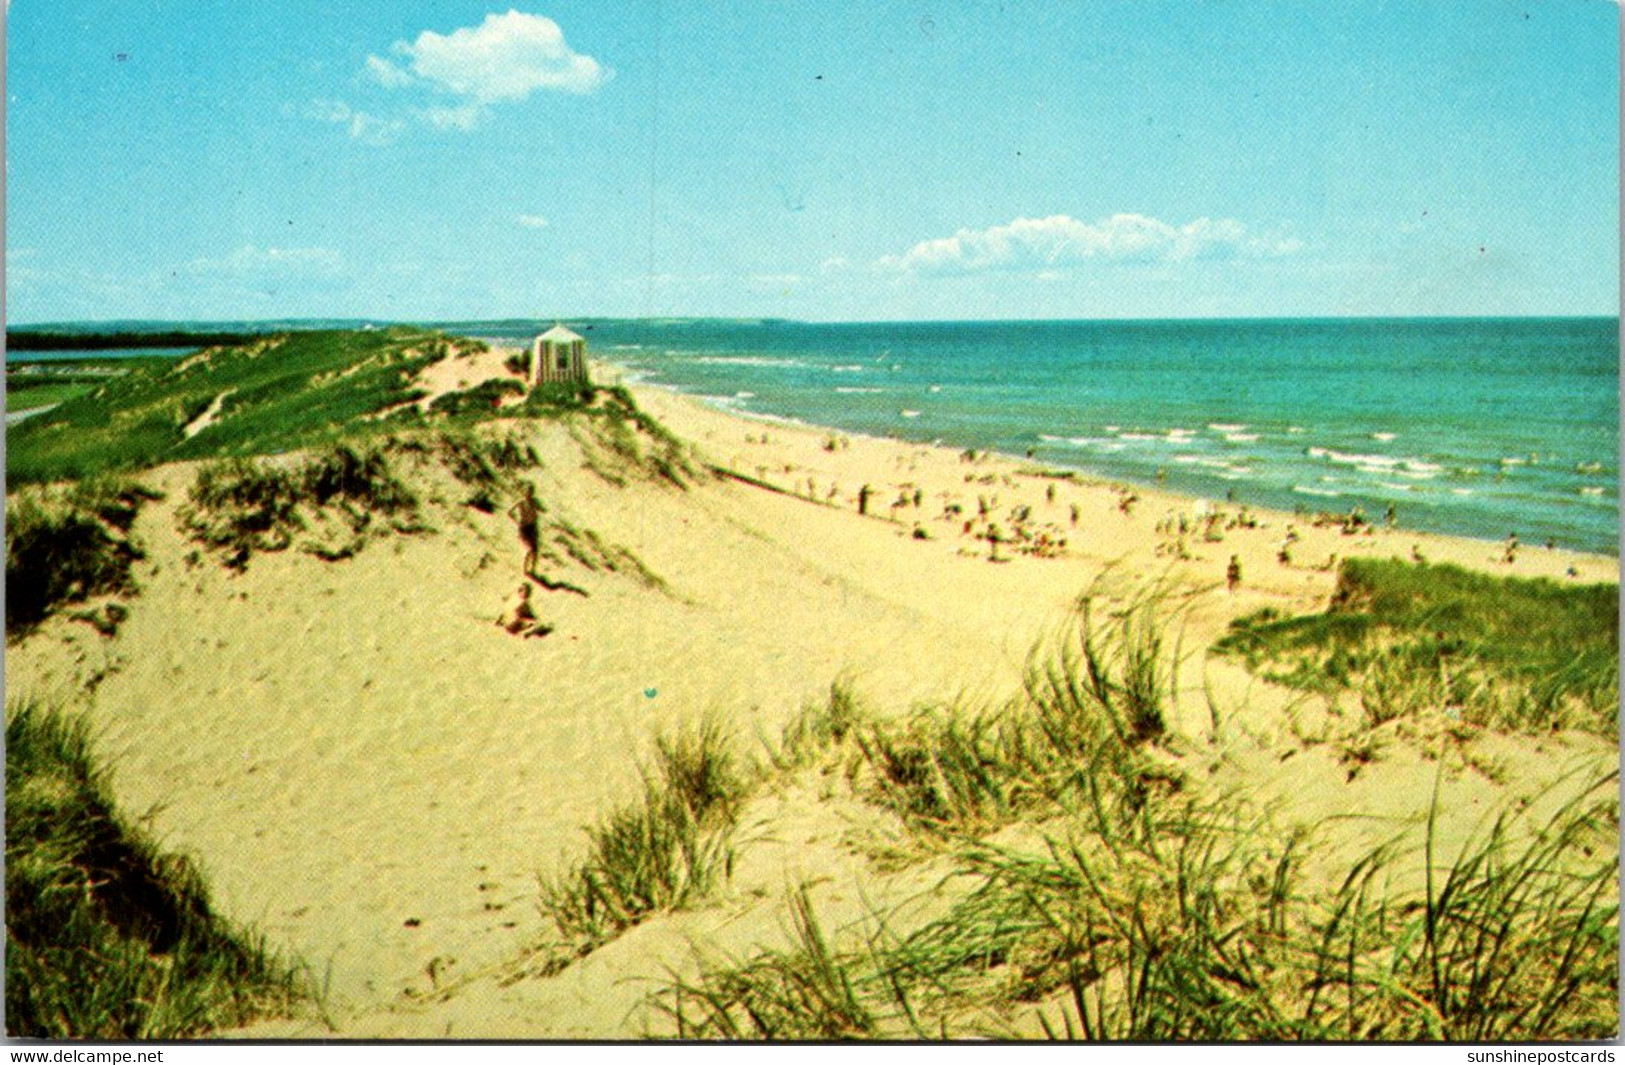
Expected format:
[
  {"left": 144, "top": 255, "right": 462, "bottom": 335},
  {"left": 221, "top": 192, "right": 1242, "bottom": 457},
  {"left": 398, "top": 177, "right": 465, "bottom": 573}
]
[
  {"left": 652, "top": 586, "right": 1618, "bottom": 1041},
  {"left": 5, "top": 479, "right": 156, "bottom": 639},
  {"left": 5, "top": 701, "right": 307, "bottom": 1038},
  {"left": 181, "top": 444, "right": 420, "bottom": 570},
  {"left": 537, "top": 718, "right": 748, "bottom": 961},
  {"left": 1215, "top": 558, "right": 1618, "bottom": 737}
]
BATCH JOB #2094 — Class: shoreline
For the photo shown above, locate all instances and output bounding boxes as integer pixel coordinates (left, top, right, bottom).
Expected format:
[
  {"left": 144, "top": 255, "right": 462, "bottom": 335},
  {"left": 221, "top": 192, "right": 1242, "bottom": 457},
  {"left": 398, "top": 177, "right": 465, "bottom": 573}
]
[
  {"left": 603, "top": 359, "right": 1621, "bottom": 581},
  {"left": 5, "top": 343, "right": 1616, "bottom": 1036},
  {"left": 591, "top": 349, "right": 1621, "bottom": 561}
]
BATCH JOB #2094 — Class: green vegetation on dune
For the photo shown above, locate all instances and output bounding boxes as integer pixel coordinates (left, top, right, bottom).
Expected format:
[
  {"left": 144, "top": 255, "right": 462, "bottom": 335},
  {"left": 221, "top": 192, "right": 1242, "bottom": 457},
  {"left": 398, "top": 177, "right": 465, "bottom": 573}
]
[
  {"left": 1214, "top": 558, "right": 1619, "bottom": 736},
  {"left": 6, "top": 330, "right": 698, "bottom": 495},
  {"left": 7, "top": 380, "right": 100, "bottom": 411},
  {"left": 181, "top": 445, "right": 424, "bottom": 571},
  {"left": 6, "top": 329, "right": 449, "bottom": 483},
  {"left": 659, "top": 775, "right": 1617, "bottom": 1041},
  {"left": 5, "top": 478, "right": 158, "bottom": 640},
  {"left": 645, "top": 597, "right": 1619, "bottom": 1041},
  {"left": 500, "top": 587, "right": 1617, "bottom": 1040},
  {"left": 535, "top": 718, "right": 747, "bottom": 968},
  {"left": 6, "top": 701, "right": 307, "bottom": 1038}
]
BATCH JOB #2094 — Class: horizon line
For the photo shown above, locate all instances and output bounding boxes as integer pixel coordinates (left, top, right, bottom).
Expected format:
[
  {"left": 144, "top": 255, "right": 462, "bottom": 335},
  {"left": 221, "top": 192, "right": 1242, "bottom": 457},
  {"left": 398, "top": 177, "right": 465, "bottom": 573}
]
[{"left": 8, "top": 312, "right": 1622, "bottom": 331}]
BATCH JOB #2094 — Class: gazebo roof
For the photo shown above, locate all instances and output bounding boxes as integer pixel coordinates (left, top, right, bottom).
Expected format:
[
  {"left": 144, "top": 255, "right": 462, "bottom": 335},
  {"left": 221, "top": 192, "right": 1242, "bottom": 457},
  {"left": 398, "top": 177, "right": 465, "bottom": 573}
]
[{"left": 537, "top": 324, "right": 583, "bottom": 343}]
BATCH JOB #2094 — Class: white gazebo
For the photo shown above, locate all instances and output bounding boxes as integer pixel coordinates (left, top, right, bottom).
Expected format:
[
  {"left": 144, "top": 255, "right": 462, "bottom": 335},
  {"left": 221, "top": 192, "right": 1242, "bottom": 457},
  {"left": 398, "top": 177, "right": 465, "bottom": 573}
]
[{"left": 529, "top": 324, "right": 588, "bottom": 387}]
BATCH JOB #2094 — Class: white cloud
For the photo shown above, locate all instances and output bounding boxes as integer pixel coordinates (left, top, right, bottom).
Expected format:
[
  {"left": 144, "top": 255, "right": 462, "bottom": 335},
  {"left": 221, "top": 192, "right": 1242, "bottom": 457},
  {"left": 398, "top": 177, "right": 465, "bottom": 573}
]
[
  {"left": 388, "top": 10, "right": 608, "bottom": 103},
  {"left": 878, "top": 213, "right": 1301, "bottom": 276},
  {"left": 186, "top": 245, "right": 344, "bottom": 278},
  {"left": 364, "top": 54, "right": 413, "bottom": 89},
  {"left": 421, "top": 103, "right": 484, "bottom": 131},
  {"left": 307, "top": 98, "right": 404, "bottom": 145},
  {"left": 517, "top": 213, "right": 550, "bottom": 229},
  {"left": 326, "top": 12, "right": 606, "bottom": 140}
]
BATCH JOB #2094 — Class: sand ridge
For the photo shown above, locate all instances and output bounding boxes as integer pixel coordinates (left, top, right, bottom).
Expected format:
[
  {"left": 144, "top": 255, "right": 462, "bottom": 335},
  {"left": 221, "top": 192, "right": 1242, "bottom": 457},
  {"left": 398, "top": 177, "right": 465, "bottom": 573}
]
[{"left": 5, "top": 372, "right": 1616, "bottom": 1037}]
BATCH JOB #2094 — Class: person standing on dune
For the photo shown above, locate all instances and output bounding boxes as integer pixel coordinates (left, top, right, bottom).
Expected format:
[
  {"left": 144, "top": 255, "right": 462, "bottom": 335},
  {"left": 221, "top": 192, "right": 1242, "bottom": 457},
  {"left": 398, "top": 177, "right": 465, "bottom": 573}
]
[{"left": 509, "top": 482, "right": 542, "bottom": 578}]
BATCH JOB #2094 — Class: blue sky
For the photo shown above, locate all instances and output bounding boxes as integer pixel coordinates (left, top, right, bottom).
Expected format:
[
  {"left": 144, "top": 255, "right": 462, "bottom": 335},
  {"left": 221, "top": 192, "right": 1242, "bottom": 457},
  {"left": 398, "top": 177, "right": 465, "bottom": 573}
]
[{"left": 6, "top": 1, "right": 1619, "bottom": 322}]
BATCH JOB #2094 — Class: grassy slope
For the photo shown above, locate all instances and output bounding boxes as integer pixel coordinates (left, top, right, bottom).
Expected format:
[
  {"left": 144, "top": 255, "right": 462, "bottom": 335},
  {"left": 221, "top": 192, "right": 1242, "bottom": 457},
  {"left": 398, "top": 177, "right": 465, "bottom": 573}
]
[
  {"left": 6, "top": 329, "right": 703, "bottom": 1035},
  {"left": 644, "top": 601, "right": 1618, "bottom": 1040},
  {"left": 6, "top": 702, "right": 307, "bottom": 1038},
  {"left": 6, "top": 329, "right": 450, "bottom": 483},
  {"left": 1214, "top": 557, "right": 1619, "bottom": 735}
]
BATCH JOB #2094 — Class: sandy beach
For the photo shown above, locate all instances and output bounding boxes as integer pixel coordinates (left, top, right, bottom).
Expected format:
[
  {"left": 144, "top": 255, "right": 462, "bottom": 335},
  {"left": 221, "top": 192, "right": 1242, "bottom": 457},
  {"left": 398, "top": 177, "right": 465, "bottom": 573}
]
[{"left": 6, "top": 364, "right": 1617, "bottom": 1038}]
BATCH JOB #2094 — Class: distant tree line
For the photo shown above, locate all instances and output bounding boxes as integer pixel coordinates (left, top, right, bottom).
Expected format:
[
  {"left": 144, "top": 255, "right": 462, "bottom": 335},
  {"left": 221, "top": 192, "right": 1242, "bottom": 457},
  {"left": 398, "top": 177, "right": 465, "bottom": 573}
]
[{"left": 6, "top": 331, "right": 262, "bottom": 351}]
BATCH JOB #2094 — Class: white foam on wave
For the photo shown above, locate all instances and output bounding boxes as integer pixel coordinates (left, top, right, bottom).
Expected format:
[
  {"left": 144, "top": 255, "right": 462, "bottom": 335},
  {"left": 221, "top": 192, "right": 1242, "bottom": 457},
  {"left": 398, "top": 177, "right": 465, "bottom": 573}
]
[
  {"left": 1175, "top": 455, "right": 1255, "bottom": 475},
  {"left": 1116, "top": 430, "right": 1201, "bottom": 446},
  {"left": 1293, "top": 485, "right": 1342, "bottom": 498},
  {"left": 1451, "top": 488, "right": 1473, "bottom": 496},
  {"left": 735, "top": 391, "right": 755, "bottom": 399},
  {"left": 830, "top": 364, "right": 865, "bottom": 373},
  {"left": 1308, "top": 447, "right": 1445, "bottom": 478},
  {"left": 900, "top": 409, "right": 921, "bottom": 418},
  {"left": 695, "top": 355, "right": 806, "bottom": 369},
  {"left": 1042, "top": 434, "right": 1113, "bottom": 448},
  {"left": 1371, "top": 432, "right": 1397, "bottom": 442},
  {"left": 1378, "top": 482, "right": 1415, "bottom": 493},
  {"left": 1208, "top": 423, "right": 1246, "bottom": 433},
  {"left": 834, "top": 387, "right": 884, "bottom": 394},
  {"left": 1223, "top": 432, "right": 1260, "bottom": 443},
  {"left": 1337, "top": 451, "right": 1399, "bottom": 468}
]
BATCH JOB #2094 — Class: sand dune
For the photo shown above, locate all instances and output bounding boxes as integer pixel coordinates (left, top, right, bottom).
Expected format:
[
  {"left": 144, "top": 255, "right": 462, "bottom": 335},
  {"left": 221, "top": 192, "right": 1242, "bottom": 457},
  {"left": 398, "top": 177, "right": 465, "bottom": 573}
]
[{"left": 6, "top": 375, "right": 1616, "bottom": 1037}]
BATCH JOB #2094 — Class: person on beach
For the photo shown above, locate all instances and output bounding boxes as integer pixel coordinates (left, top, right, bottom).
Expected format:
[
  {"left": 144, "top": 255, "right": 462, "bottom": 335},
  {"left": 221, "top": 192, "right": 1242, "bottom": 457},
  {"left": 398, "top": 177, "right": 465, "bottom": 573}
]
[
  {"left": 496, "top": 583, "right": 553, "bottom": 638},
  {"left": 509, "top": 483, "right": 542, "bottom": 577},
  {"left": 1226, "top": 555, "right": 1242, "bottom": 593},
  {"left": 1503, "top": 533, "right": 1519, "bottom": 565},
  {"left": 858, "top": 483, "right": 872, "bottom": 516}
]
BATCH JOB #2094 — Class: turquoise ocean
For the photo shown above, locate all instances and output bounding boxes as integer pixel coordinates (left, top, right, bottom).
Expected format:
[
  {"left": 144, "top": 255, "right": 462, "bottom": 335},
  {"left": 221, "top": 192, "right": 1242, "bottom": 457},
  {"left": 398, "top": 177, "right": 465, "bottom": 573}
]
[
  {"left": 16, "top": 317, "right": 1620, "bottom": 555},
  {"left": 469, "top": 317, "right": 1620, "bottom": 556}
]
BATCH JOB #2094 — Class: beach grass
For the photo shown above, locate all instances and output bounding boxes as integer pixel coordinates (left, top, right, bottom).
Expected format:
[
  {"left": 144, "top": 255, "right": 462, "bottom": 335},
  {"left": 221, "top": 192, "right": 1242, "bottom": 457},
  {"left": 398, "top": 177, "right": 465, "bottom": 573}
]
[
  {"left": 658, "top": 758, "right": 1617, "bottom": 1041},
  {"left": 648, "top": 584, "right": 1619, "bottom": 1041},
  {"left": 537, "top": 717, "right": 749, "bottom": 961},
  {"left": 6, "top": 378, "right": 102, "bottom": 410},
  {"left": 833, "top": 586, "right": 1189, "bottom": 840},
  {"left": 5, "top": 477, "right": 157, "bottom": 639},
  {"left": 8, "top": 331, "right": 699, "bottom": 515},
  {"left": 6, "top": 329, "right": 448, "bottom": 484},
  {"left": 1214, "top": 558, "right": 1619, "bottom": 736},
  {"left": 5, "top": 700, "right": 307, "bottom": 1038},
  {"left": 180, "top": 444, "right": 422, "bottom": 570}
]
